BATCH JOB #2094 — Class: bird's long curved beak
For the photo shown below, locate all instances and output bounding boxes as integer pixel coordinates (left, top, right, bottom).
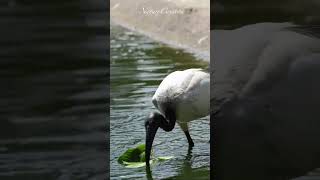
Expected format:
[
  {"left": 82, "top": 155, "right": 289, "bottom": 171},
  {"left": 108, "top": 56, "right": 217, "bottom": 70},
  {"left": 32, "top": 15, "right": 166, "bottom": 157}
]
[{"left": 145, "top": 122, "right": 159, "bottom": 167}]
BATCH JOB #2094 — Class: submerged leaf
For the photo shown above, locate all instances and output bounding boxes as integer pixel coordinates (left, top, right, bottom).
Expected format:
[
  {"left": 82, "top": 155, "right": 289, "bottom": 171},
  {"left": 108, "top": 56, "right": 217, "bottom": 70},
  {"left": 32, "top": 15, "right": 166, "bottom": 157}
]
[
  {"left": 118, "top": 144, "right": 173, "bottom": 168},
  {"left": 118, "top": 144, "right": 146, "bottom": 164}
]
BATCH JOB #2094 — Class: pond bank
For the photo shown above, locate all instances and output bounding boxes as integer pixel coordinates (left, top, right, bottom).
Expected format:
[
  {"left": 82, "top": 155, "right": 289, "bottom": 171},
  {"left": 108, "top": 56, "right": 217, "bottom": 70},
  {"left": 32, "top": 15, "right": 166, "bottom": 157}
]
[{"left": 110, "top": 0, "right": 210, "bottom": 62}]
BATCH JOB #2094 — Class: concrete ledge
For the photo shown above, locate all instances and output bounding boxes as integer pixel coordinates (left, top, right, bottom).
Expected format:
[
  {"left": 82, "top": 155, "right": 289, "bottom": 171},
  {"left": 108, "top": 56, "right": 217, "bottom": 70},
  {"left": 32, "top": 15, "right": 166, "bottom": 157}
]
[{"left": 110, "top": 0, "right": 210, "bottom": 62}]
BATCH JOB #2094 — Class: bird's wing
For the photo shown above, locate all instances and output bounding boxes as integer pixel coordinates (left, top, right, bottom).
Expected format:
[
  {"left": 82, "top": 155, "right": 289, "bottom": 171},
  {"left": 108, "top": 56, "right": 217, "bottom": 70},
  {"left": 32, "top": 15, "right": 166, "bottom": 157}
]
[
  {"left": 240, "top": 28, "right": 320, "bottom": 98},
  {"left": 180, "top": 69, "right": 210, "bottom": 117},
  {"left": 153, "top": 69, "right": 205, "bottom": 101},
  {"left": 211, "top": 23, "right": 293, "bottom": 108},
  {"left": 152, "top": 69, "right": 209, "bottom": 117},
  {"left": 152, "top": 70, "right": 194, "bottom": 115},
  {"left": 184, "top": 69, "right": 209, "bottom": 94}
]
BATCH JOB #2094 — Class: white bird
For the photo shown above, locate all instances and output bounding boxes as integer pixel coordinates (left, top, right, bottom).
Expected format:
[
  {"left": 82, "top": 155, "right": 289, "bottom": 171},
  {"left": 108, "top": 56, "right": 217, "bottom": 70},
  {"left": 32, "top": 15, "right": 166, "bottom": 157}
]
[
  {"left": 145, "top": 68, "right": 210, "bottom": 167},
  {"left": 212, "top": 23, "right": 320, "bottom": 179}
]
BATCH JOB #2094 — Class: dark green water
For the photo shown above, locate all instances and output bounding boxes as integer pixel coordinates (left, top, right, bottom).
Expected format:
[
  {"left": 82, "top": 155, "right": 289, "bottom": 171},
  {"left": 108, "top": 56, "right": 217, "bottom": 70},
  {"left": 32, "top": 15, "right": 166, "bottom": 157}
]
[
  {"left": 0, "top": 1, "right": 108, "bottom": 179},
  {"left": 110, "top": 25, "right": 210, "bottom": 179}
]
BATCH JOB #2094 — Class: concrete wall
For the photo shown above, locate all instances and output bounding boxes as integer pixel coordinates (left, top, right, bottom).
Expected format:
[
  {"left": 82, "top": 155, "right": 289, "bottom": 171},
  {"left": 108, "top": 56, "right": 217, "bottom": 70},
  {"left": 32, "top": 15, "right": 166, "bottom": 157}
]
[{"left": 110, "top": 0, "right": 210, "bottom": 61}]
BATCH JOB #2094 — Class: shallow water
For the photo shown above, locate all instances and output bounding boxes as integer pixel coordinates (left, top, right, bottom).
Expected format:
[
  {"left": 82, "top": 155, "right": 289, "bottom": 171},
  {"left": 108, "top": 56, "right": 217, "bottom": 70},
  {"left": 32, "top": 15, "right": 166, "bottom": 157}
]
[{"left": 110, "top": 25, "right": 210, "bottom": 179}]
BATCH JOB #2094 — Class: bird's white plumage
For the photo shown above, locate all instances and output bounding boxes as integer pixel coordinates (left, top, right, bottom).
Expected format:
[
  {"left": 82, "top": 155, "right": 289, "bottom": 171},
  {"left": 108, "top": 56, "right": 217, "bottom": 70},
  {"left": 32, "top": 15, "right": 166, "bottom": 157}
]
[
  {"left": 211, "top": 22, "right": 320, "bottom": 178},
  {"left": 152, "top": 69, "right": 210, "bottom": 124},
  {"left": 212, "top": 22, "right": 320, "bottom": 107}
]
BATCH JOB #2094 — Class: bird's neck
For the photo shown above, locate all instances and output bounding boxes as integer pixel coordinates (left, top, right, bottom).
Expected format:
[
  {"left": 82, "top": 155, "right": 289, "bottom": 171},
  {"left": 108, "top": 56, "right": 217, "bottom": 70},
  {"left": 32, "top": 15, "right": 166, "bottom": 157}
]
[{"left": 160, "top": 108, "right": 176, "bottom": 132}]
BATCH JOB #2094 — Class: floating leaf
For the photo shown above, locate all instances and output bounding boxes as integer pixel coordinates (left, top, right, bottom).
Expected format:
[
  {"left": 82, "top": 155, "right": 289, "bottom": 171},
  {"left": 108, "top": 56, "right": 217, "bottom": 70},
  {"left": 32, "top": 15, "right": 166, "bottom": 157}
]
[
  {"left": 118, "top": 144, "right": 146, "bottom": 164},
  {"left": 157, "top": 156, "right": 174, "bottom": 161},
  {"left": 122, "top": 161, "right": 147, "bottom": 168},
  {"left": 118, "top": 144, "right": 173, "bottom": 168}
]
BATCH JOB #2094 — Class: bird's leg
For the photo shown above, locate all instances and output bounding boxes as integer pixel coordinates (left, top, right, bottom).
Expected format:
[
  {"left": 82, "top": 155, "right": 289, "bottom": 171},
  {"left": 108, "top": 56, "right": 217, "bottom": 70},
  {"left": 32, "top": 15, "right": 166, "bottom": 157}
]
[
  {"left": 184, "top": 130, "right": 194, "bottom": 147},
  {"left": 179, "top": 123, "right": 194, "bottom": 147},
  {"left": 145, "top": 166, "right": 153, "bottom": 180}
]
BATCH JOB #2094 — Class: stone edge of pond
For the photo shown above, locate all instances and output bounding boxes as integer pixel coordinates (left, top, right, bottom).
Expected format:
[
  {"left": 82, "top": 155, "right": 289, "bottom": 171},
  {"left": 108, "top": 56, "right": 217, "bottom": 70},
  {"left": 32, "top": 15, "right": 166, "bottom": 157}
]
[{"left": 110, "top": 0, "right": 210, "bottom": 63}]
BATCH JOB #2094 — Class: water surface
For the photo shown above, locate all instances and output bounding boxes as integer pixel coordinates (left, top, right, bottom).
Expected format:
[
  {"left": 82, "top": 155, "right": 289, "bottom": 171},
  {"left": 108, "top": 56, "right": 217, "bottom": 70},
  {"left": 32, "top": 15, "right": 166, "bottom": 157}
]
[
  {"left": 110, "top": 24, "right": 210, "bottom": 180},
  {"left": 0, "top": 1, "right": 108, "bottom": 179}
]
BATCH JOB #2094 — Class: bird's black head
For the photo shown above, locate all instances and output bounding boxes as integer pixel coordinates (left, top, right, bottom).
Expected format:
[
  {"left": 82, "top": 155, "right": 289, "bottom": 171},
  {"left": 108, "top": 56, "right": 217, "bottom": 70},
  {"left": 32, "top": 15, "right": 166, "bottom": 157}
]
[
  {"left": 145, "top": 110, "right": 176, "bottom": 168},
  {"left": 145, "top": 112, "right": 162, "bottom": 130},
  {"left": 145, "top": 111, "right": 163, "bottom": 167}
]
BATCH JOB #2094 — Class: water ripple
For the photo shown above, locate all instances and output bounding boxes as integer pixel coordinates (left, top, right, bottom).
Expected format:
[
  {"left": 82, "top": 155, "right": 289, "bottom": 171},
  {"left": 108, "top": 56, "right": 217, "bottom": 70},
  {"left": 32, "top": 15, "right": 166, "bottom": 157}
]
[{"left": 110, "top": 24, "right": 209, "bottom": 179}]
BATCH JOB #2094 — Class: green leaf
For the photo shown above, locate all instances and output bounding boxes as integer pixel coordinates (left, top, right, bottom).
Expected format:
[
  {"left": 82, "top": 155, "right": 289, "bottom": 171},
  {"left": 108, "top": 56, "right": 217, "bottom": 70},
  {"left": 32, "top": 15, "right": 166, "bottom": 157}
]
[
  {"left": 118, "top": 144, "right": 146, "bottom": 164},
  {"left": 118, "top": 144, "right": 174, "bottom": 168},
  {"left": 122, "top": 161, "right": 147, "bottom": 168},
  {"left": 139, "top": 151, "right": 146, "bottom": 162},
  {"left": 157, "top": 156, "right": 174, "bottom": 161}
]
